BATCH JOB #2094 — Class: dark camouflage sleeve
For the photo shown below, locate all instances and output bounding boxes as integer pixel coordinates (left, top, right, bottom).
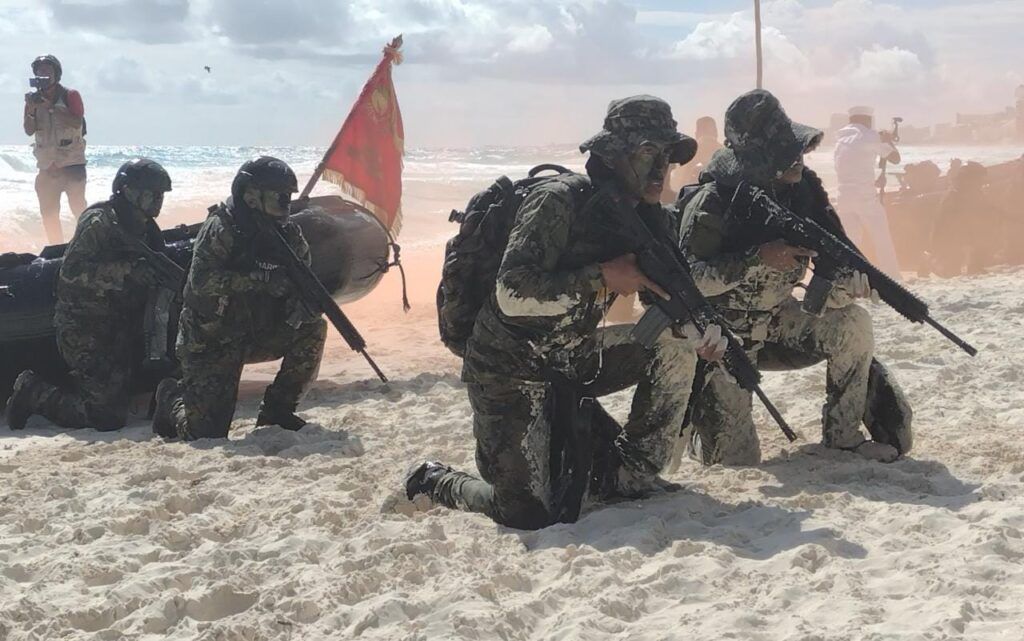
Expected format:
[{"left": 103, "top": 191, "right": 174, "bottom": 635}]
[
  {"left": 186, "top": 215, "right": 264, "bottom": 296},
  {"left": 495, "top": 184, "right": 603, "bottom": 318},
  {"left": 678, "top": 185, "right": 762, "bottom": 297},
  {"left": 58, "top": 211, "right": 136, "bottom": 300}
]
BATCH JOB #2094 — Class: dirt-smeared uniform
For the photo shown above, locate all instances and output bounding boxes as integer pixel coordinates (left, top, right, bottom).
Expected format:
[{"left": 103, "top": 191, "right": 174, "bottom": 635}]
[
  {"left": 678, "top": 91, "right": 885, "bottom": 464},
  {"left": 431, "top": 174, "right": 699, "bottom": 529}
]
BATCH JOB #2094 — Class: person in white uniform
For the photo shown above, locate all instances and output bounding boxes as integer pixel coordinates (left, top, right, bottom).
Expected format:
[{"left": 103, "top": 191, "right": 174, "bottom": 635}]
[{"left": 834, "top": 106, "right": 902, "bottom": 280}]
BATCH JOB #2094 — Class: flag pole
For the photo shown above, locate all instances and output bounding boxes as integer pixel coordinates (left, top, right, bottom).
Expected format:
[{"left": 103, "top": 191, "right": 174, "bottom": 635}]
[
  {"left": 298, "top": 35, "right": 404, "bottom": 201},
  {"left": 754, "top": 0, "right": 764, "bottom": 89}
]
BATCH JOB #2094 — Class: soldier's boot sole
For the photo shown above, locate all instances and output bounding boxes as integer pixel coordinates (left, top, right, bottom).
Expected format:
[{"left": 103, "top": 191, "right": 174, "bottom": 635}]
[
  {"left": 404, "top": 461, "right": 452, "bottom": 501},
  {"left": 5, "top": 370, "right": 40, "bottom": 430},
  {"left": 152, "top": 378, "right": 181, "bottom": 440}
]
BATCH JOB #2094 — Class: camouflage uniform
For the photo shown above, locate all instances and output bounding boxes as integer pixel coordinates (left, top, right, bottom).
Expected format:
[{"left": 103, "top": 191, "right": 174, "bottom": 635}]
[
  {"left": 426, "top": 97, "right": 703, "bottom": 529},
  {"left": 163, "top": 204, "right": 326, "bottom": 439},
  {"left": 679, "top": 90, "right": 886, "bottom": 465},
  {"left": 28, "top": 203, "right": 163, "bottom": 429}
]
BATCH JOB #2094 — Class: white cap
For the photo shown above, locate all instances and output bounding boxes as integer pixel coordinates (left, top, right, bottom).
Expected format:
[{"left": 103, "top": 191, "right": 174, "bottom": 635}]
[{"left": 848, "top": 105, "right": 874, "bottom": 117}]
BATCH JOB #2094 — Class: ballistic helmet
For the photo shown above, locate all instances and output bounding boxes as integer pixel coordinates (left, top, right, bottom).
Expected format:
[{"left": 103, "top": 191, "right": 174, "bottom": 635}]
[
  {"left": 231, "top": 156, "right": 298, "bottom": 216},
  {"left": 112, "top": 158, "right": 172, "bottom": 196}
]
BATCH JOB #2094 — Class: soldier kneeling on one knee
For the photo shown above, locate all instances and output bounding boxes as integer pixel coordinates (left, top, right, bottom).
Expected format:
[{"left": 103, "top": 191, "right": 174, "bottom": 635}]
[
  {"left": 678, "top": 89, "right": 911, "bottom": 465},
  {"left": 407, "top": 96, "right": 728, "bottom": 530},
  {"left": 6, "top": 158, "right": 174, "bottom": 431},
  {"left": 152, "top": 156, "right": 327, "bottom": 441}
]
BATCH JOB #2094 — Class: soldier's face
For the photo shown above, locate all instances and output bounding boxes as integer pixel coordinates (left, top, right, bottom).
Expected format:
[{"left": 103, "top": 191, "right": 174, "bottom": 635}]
[
  {"left": 244, "top": 187, "right": 291, "bottom": 218},
  {"left": 616, "top": 142, "right": 671, "bottom": 204},
  {"left": 777, "top": 156, "right": 805, "bottom": 184},
  {"left": 124, "top": 185, "right": 164, "bottom": 218}
]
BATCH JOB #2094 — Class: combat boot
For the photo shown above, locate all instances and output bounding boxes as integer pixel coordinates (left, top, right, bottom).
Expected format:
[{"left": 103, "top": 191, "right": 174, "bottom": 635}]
[
  {"left": 5, "top": 370, "right": 42, "bottom": 430},
  {"left": 405, "top": 461, "right": 453, "bottom": 501},
  {"left": 256, "top": 402, "right": 307, "bottom": 431},
  {"left": 152, "top": 378, "right": 181, "bottom": 439}
]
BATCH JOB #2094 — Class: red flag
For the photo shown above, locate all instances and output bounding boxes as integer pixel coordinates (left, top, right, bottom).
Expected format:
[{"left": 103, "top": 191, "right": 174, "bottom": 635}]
[{"left": 320, "top": 36, "right": 405, "bottom": 234}]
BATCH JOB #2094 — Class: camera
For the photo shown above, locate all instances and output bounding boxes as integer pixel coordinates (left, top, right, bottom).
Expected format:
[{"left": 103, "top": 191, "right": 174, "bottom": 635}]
[{"left": 29, "top": 76, "right": 51, "bottom": 89}]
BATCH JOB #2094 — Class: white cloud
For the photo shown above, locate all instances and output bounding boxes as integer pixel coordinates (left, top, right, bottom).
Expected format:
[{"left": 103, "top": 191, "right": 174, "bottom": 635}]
[
  {"left": 96, "top": 56, "right": 154, "bottom": 93},
  {"left": 849, "top": 46, "right": 925, "bottom": 89},
  {"left": 506, "top": 25, "right": 554, "bottom": 54}
]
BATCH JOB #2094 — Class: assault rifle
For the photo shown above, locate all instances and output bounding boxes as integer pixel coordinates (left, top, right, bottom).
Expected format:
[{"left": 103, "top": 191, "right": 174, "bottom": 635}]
[
  {"left": 601, "top": 191, "right": 798, "bottom": 443},
  {"left": 731, "top": 184, "right": 977, "bottom": 356},
  {"left": 252, "top": 215, "right": 389, "bottom": 383},
  {"left": 113, "top": 225, "right": 187, "bottom": 291}
]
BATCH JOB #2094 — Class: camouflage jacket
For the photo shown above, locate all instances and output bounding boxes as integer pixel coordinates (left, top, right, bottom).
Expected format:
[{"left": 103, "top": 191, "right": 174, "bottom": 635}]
[
  {"left": 463, "top": 173, "right": 679, "bottom": 383},
  {"left": 55, "top": 201, "right": 163, "bottom": 323},
  {"left": 177, "top": 204, "right": 311, "bottom": 354},
  {"left": 678, "top": 168, "right": 847, "bottom": 333}
]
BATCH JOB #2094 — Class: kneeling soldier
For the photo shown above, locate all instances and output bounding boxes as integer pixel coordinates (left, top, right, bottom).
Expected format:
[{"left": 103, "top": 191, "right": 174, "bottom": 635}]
[{"left": 152, "top": 156, "right": 327, "bottom": 440}]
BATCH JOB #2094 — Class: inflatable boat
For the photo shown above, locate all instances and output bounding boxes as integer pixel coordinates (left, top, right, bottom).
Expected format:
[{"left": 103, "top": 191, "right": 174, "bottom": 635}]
[{"left": 0, "top": 195, "right": 399, "bottom": 407}]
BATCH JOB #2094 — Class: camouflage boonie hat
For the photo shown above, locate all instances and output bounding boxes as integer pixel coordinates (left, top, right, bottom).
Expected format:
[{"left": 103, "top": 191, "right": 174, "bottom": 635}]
[
  {"left": 580, "top": 95, "right": 698, "bottom": 165},
  {"left": 705, "top": 89, "right": 823, "bottom": 186}
]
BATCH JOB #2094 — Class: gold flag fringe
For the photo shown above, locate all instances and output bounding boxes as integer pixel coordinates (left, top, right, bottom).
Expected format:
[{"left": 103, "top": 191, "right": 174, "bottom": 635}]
[{"left": 322, "top": 168, "right": 403, "bottom": 237}]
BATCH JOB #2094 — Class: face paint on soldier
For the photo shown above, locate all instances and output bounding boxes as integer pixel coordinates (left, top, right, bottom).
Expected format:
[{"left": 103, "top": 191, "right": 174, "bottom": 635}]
[
  {"left": 613, "top": 142, "right": 671, "bottom": 205},
  {"left": 243, "top": 186, "right": 292, "bottom": 218},
  {"left": 122, "top": 185, "right": 164, "bottom": 218},
  {"left": 777, "top": 156, "right": 805, "bottom": 184}
]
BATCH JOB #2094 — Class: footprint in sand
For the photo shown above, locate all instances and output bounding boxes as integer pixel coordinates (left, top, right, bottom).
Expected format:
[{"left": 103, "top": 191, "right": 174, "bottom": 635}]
[{"left": 184, "top": 584, "right": 257, "bottom": 621}]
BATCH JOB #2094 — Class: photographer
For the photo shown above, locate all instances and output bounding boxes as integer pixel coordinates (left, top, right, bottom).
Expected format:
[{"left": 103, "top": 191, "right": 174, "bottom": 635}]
[
  {"left": 833, "top": 105, "right": 902, "bottom": 280},
  {"left": 23, "top": 54, "right": 87, "bottom": 245}
]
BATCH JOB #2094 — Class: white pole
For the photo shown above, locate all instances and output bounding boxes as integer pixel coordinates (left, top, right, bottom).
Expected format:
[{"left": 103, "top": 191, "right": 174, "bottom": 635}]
[{"left": 754, "top": 0, "right": 764, "bottom": 89}]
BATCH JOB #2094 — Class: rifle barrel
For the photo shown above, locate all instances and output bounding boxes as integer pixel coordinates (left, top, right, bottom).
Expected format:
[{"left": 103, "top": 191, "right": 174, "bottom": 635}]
[
  {"left": 751, "top": 383, "right": 798, "bottom": 442},
  {"left": 924, "top": 316, "right": 978, "bottom": 357}
]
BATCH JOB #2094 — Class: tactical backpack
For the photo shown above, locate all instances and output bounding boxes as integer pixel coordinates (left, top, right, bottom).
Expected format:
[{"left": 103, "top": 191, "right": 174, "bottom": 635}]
[{"left": 436, "top": 164, "right": 590, "bottom": 357}]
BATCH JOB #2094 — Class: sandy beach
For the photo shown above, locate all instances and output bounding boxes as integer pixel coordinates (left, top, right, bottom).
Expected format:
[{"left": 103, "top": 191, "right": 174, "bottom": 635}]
[{"left": 2, "top": 231, "right": 1023, "bottom": 639}]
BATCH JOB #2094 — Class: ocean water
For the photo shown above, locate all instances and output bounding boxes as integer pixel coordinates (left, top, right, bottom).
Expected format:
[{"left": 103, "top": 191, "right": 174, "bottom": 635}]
[{"left": 1, "top": 143, "right": 1021, "bottom": 253}]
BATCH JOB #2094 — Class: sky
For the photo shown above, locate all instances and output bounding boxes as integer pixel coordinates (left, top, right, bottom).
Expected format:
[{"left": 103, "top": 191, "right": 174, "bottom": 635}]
[{"left": 0, "top": 0, "right": 1021, "bottom": 148}]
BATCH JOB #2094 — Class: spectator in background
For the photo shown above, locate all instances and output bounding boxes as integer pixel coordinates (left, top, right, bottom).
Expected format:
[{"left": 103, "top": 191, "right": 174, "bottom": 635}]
[
  {"left": 834, "top": 105, "right": 902, "bottom": 280},
  {"left": 663, "top": 116, "right": 723, "bottom": 202},
  {"left": 23, "top": 54, "right": 87, "bottom": 245}
]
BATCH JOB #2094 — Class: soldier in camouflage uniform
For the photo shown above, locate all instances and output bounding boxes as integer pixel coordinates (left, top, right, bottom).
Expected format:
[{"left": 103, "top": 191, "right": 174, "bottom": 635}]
[
  {"left": 151, "top": 157, "right": 327, "bottom": 440},
  {"left": 679, "top": 89, "right": 905, "bottom": 465},
  {"left": 406, "top": 97, "right": 729, "bottom": 530},
  {"left": 5, "top": 158, "right": 174, "bottom": 431}
]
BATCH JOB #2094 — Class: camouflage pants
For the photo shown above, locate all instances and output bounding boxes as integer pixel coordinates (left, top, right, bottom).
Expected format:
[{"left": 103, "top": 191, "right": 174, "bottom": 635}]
[
  {"left": 31, "top": 314, "right": 138, "bottom": 430},
  {"left": 432, "top": 323, "right": 697, "bottom": 530},
  {"left": 690, "top": 299, "right": 873, "bottom": 465},
  {"left": 172, "top": 318, "right": 326, "bottom": 439}
]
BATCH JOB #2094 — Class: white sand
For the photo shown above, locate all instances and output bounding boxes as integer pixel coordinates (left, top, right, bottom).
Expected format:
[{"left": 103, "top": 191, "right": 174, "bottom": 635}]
[{"left": 2, "top": 253, "right": 1022, "bottom": 640}]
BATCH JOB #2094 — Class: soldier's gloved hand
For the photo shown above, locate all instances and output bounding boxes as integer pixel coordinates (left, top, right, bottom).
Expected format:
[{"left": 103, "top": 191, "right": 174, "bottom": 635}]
[
  {"left": 599, "top": 253, "right": 669, "bottom": 300},
  {"left": 757, "top": 240, "right": 816, "bottom": 271},
  {"left": 682, "top": 323, "right": 728, "bottom": 362},
  {"left": 847, "top": 270, "right": 881, "bottom": 303}
]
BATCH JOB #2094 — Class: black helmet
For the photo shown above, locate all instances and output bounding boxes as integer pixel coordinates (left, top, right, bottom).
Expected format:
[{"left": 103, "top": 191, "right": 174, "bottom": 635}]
[
  {"left": 31, "top": 54, "right": 63, "bottom": 82},
  {"left": 112, "top": 158, "right": 172, "bottom": 196},
  {"left": 231, "top": 156, "right": 298, "bottom": 203}
]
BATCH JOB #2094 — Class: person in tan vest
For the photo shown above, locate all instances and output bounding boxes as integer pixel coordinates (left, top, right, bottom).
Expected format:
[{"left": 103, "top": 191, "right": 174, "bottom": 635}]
[{"left": 23, "top": 54, "right": 87, "bottom": 245}]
